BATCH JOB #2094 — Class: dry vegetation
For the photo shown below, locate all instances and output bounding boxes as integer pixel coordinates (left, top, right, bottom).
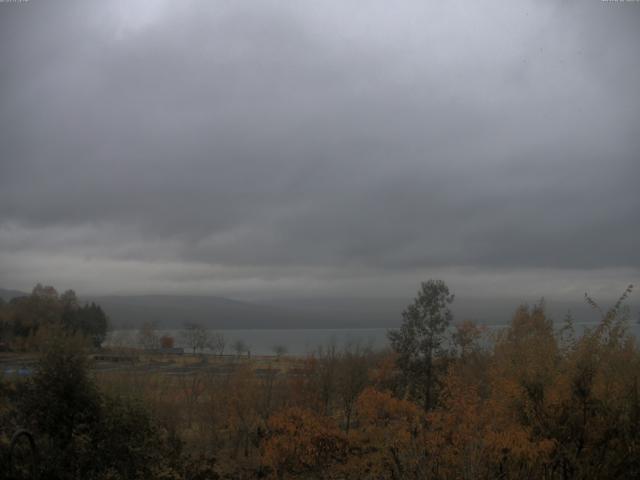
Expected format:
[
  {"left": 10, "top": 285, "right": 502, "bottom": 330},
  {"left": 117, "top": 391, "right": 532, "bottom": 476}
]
[
  {"left": 94, "top": 288, "right": 640, "bottom": 479},
  {"left": 1, "top": 284, "right": 639, "bottom": 479}
]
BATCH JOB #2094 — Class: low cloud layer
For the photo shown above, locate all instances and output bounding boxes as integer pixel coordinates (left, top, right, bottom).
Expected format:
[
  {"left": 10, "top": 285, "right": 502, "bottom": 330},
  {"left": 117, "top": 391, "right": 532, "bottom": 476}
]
[{"left": 1, "top": 0, "right": 639, "bottom": 300}]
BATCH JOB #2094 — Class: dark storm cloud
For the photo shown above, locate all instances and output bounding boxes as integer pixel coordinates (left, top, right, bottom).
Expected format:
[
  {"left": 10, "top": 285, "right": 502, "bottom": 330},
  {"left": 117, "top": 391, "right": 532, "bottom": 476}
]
[{"left": 0, "top": 0, "right": 639, "bottom": 295}]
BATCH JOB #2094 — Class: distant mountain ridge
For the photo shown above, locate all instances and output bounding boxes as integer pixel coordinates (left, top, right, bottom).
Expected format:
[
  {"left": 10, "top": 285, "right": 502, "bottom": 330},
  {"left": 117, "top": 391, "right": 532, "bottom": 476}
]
[
  {"left": 83, "top": 294, "right": 340, "bottom": 329},
  {"left": 1, "top": 287, "right": 636, "bottom": 330},
  {"left": 2, "top": 288, "right": 379, "bottom": 329}
]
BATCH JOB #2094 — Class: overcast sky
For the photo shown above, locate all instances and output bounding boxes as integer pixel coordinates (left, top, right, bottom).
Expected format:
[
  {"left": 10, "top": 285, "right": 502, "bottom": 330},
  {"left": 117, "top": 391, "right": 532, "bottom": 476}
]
[{"left": 1, "top": 0, "right": 638, "bottom": 302}]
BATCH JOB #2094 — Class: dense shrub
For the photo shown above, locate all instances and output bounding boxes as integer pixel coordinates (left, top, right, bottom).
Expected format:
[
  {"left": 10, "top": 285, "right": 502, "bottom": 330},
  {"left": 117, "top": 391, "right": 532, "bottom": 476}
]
[{"left": 9, "top": 333, "right": 181, "bottom": 480}]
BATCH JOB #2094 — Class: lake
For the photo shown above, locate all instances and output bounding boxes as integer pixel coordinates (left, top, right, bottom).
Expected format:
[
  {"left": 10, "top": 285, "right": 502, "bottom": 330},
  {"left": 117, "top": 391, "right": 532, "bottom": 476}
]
[
  {"left": 106, "top": 321, "right": 640, "bottom": 356},
  {"left": 108, "top": 328, "right": 389, "bottom": 356}
]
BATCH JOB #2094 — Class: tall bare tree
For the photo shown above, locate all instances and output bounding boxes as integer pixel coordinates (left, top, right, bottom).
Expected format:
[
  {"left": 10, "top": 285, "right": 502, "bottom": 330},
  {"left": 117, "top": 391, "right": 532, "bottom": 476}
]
[
  {"left": 208, "top": 332, "right": 226, "bottom": 356},
  {"left": 181, "top": 322, "right": 209, "bottom": 354}
]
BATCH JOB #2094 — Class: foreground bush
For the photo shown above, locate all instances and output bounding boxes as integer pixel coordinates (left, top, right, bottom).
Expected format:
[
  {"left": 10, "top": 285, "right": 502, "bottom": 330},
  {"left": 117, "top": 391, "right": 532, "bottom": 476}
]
[{"left": 6, "top": 333, "right": 182, "bottom": 480}]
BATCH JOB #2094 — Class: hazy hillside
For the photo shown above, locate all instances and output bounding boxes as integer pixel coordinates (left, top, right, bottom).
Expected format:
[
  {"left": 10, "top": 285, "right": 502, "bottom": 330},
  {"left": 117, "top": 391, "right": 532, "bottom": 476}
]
[
  {"left": 0, "top": 288, "right": 28, "bottom": 302},
  {"left": 84, "top": 294, "right": 357, "bottom": 329}
]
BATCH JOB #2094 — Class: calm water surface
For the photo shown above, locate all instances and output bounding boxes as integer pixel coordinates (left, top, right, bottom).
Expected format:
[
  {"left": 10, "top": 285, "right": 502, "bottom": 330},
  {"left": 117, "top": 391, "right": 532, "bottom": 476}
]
[{"left": 107, "top": 322, "right": 640, "bottom": 356}]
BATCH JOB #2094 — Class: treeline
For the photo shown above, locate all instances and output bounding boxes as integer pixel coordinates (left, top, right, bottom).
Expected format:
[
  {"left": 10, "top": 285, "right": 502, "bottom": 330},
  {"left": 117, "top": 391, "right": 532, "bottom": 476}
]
[
  {"left": 1, "top": 280, "right": 639, "bottom": 479},
  {"left": 0, "top": 284, "right": 109, "bottom": 349},
  {"left": 258, "top": 281, "right": 640, "bottom": 479}
]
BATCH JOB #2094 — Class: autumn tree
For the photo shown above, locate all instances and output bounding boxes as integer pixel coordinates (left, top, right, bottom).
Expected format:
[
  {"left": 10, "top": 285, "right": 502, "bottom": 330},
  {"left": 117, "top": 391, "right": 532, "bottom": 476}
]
[
  {"left": 337, "top": 342, "right": 371, "bottom": 433},
  {"left": 286, "top": 357, "right": 324, "bottom": 412},
  {"left": 369, "top": 351, "right": 403, "bottom": 396},
  {"left": 449, "top": 320, "right": 489, "bottom": 390},
  {"left": 178, "top": 372, "right": 206, "bottom": 427},
  {"left": 388, "top": 279, "right": 454, "bottom": 410},
  {"left": 8, "top": 284, "right": 62, "bottom": 342},
  {"left": 2, "top": 286, "right": 108, "bottom": 349},
  {"left": 314, "top": 343, "right": 340, "bottom": 416},
  {"left": 425, "top": 369, "right": 487, "bottom": 479},
  {"left": 347, "top": 387, "right": 426, "bottom": 480},
  {"left": 482, "top": 303, "right": 558, "bottom": 476},
  {"left": 451, "top": 319, "right": 485, "bottom": 358},
  {"left": 201, "top": 371, "right": 228, "bottom": 453},
  {"left": 160, "top": 334, "right": 175, "bottom": 349},
  {"left": 541, "top": 285, "right": 640, "bottom": 478},
  {"left": 257, "top": 366, "right": 280, "bottom": 422},
  {"left": 263, "top": 407, "right": 346, "bottom": 479},
  {"left": 226, "top": 366, "right": 261, "bottom": 459}
]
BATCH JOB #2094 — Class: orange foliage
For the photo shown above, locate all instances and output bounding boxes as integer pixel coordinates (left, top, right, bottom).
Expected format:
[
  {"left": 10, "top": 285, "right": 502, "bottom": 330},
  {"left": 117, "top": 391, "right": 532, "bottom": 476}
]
[
  {"left": 263, "top": 407, "right": 346, "bottom": 479},
  {"left": 343, "top": 388, "right": 426, "bottom": 479},
  {"left": 286, "top": 357, "right": 323, "bottom": 412},
  {"left": 91, "top": 293, "right": 640, "bottom": 479},
  {"left": 426, "top": 370, "right": 486, "bottom": 479},
  {"left": 160, "top": 335, "right": 174, "bottom": 349},
  {"left": 225, "top": 365, "right": 261, "bottom": 458},
  {"left": 452, "top": 320, "right": 485, "bottom": 357},
  {"left": 368, "top": 352, "right": 400, "bottom": 392}
]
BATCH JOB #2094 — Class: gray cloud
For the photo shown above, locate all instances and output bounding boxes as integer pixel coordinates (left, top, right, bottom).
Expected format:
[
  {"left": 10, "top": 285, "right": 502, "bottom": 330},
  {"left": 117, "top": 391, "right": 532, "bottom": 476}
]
[{"left": 1, "top": 0, "right": 639, "bottom": 298}]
